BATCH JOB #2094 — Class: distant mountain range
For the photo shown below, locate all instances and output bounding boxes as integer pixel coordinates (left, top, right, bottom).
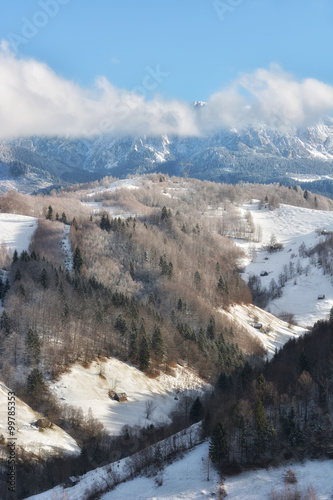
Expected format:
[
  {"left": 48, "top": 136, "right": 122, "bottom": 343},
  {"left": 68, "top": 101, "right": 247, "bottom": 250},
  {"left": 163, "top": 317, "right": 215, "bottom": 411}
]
[{"left": 1, "top": 115, "right": 333, "bottom": 194}]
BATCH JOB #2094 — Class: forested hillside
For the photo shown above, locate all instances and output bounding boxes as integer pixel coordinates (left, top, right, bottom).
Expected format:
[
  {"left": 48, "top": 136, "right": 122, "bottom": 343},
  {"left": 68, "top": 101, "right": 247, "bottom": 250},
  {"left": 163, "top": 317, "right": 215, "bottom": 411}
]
[{"left": 1, "top": 174, "right": 333, "bottom": 498}]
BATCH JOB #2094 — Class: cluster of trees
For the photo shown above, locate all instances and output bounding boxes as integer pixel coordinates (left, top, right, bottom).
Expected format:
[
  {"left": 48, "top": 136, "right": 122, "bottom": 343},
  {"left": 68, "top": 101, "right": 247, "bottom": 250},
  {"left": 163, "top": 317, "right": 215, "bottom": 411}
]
[{"left": 206, "top": 313, "right": 333, "bottom": 472}]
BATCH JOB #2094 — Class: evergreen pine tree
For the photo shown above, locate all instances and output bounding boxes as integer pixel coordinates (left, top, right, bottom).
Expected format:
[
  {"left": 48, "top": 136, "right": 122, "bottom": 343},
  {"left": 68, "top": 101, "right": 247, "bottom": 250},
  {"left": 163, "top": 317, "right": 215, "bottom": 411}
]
[
  {"left": 139, "top": 335, "right": 150, "bottom": 371},
  {"left": 115, "top": 314, "right": 127, "bottom": 335},
  {"left": 12, "top": 249, "right": 18, "bottom": 263},
  {"left": 26, "top": 327, "right": 41, "bottom": 363},
  {"left": 151, "top": 324, "right": 164, "bottom": 362},
  {"left": 207, "top": 316, "right": 216, "bottom": 340},
  {"left": 254, "top": 399, "right": 267, "bottom": 455},
  {"left": 299, "top": 349, "right": 310, "bottom": 373},
  {"left": 190, "top": 396, "right": 203, "bottom": 423},
  {"left": 217, "top": 275, "right": 224, "bottom": 292},
  {"left": 73, "top": 246, "right": 83, "bottom": 273},
  {"left": 14, "top": 269, "right": 21, "bottom": 282},
  {"left": 27, "top": 368, "right": 44, "bottom": 393},
  {"left": 100, "top": 212, "right": 111, "bottom": 231},
  {"left": 3, "top": 278, "right": 10, "bottom": 297},
  {"left": 46, "top": 205, "right": 53, "bottom": 220},
  {"left": 255, "top": 399, "right": 267, "bottom": 435},
  {"left": 1, "top": 310, "right": 11, "bottom": 334},
  {"left": 198, "top": 327, "right": 206, "bottom": 354},
  {"left": 194, "top": 271, "right": 201, "bottom": 289},
  {"left": 62, "top": 302, "right": 70, "bottom": 325},
  {"left": 209, "top": 420, "right": 229, "bottom": 466},
  {"left": 128, "top": 332, "right": 138, "bottom": 362},
  {"left": 40, "top": 268, "right": 48, "bottom": 289}
]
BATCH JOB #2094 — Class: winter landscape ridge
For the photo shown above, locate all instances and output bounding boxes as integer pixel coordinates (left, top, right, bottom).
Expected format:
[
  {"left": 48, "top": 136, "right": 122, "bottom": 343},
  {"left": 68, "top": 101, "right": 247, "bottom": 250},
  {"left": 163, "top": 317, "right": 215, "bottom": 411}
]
[{"left": 1, "top": 116, "right": 333, "bottom": 196}]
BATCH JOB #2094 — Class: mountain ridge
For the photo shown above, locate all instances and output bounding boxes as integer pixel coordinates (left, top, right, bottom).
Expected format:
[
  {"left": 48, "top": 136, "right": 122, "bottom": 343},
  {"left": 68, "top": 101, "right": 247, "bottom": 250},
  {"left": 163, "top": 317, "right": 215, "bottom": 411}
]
[{"left": 1, "top": 117, "right": 333, "bottom": 193}]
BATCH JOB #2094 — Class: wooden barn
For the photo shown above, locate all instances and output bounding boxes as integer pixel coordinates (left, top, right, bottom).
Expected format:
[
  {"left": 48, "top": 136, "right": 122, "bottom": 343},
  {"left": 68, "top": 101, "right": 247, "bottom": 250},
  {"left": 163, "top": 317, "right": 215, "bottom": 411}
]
[{"left": 114, "top": 392, "right": 127, "bottom": 402}]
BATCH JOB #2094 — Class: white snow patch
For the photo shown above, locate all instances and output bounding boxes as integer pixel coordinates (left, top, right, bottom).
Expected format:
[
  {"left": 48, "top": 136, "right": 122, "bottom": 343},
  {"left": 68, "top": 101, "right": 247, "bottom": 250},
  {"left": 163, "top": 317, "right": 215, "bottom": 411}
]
[
  {"left": 0, "top": 381, "right": 80, "bottom": 458},
  {"left": 49, "top": 359, "right": 209, "bottom": 435},
  {"left": 0, "top": 213, "right": 37, "bottom": 254},
  {"left": 61, "top": 224, "right": 73, "bottom": 271}
]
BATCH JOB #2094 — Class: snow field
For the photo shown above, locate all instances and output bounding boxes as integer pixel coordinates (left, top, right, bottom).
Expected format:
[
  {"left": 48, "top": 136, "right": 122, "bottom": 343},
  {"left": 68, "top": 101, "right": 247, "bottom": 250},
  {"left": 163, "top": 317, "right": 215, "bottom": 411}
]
[
  {"left": 237, "top": 202, "right": 333, "bottom": 327},
  {"left": 0, "top": 382, "right": 80, "bottom": 457},
  {"left": 26, "top": 439, "right": 333, "bottom": 500},
  {"left": 50, "top": 358, "right": 210, "bottom": 435},
  {"left": 0, "top": 213, "right": 37, "bottom": 254},
  {"left": 221, "top": 303, "right": 305, "bottom": 359}
]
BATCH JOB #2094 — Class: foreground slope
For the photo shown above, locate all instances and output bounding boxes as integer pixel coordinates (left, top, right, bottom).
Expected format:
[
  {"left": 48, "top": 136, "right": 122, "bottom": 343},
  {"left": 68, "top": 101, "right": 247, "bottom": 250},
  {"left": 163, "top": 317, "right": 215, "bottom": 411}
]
[{"left": 0, "top": 382, "right": 80, "bottom": 458}]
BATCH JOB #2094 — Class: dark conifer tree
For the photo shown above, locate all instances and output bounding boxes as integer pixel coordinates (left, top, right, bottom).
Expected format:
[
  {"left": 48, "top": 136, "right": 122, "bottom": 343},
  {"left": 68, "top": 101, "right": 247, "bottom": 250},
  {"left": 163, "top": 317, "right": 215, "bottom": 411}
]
[
  {"left": 0, "top": 310, "right": 11, "bottom": 334},
  {"left": 198, "top": 327, "right": 206, "bottom": 353},
  {"left": 12, "top": 249, "right": 18, "bottom": 263},
  {"left": 206, "top": 316, "right": 216, "bottom": 340},
  {"left": 139, "top": 335, "right": 150, "bottom": 371},
  {"left": 40, "top": 268, "right": 48, "bottom": 289},
  {"left": 152, "top": 324, "right": 164, "bottom": 362},
  {"left": 100, "top": 212, "right": 111, "bottom": 231},
  {"left": 115, "top": 315, "right": 127, "bottom": 335},
  {"left": 14, "top": 269, "right": 21, "bottom": 282},
  {"left": 254, "top": 399, "right": 267, "bottom": 455},
  {"left": 20, "top": 250, "right": 30, "bottom": 262},
  {"left": 209, "top": 420, "right": 229, "bottom": 466},
  {"left": 26, "top": 327, "right": 41, "bottom": 363},
  {"left": 177, "top": 297, "right": 183, "bottom": 311},
  {"left": 73, "top": 246, "right": 83, "bottom": 273},
  {"left": 190, "top": 396, "right": 203, "bottom": 423},
  {"left": 27, "top": 368, "right": 44, "bottom": 393},
  {"left": 128, "top": 332, "right": 138, "bottom": 362},
  {"left": 46, "top": 205, "right": 53, "bottom": 220}
]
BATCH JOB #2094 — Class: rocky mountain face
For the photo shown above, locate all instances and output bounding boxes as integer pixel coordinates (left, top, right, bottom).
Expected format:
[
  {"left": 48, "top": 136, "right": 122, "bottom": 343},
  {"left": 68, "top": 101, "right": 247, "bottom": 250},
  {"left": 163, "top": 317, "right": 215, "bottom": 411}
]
[{"left": 1, "top": 117, "right": 333, "bottom": 193}]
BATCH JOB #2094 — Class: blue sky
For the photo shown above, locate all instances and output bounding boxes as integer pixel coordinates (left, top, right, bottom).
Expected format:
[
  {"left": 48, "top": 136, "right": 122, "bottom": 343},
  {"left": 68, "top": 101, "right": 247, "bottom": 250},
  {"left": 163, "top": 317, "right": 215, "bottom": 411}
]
[
  {"left": 1, "top": 0, "right": 332, "bottom": 102},
  {"left": 0, "top": 0, "right": 333, "bottom": 138}
]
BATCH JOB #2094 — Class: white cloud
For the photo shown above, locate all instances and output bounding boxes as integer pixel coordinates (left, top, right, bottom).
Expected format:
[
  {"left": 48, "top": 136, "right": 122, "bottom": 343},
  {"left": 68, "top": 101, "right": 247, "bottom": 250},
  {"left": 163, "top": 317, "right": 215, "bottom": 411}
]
[
  {"left": 0, "top": 48, "right": 198, "bottom": 139},
  {"left": 0, "top": 48, "right": 332, "bottom": 140},
  {"left": 200, "top": 65, "right": 333, "bottom": 130}
]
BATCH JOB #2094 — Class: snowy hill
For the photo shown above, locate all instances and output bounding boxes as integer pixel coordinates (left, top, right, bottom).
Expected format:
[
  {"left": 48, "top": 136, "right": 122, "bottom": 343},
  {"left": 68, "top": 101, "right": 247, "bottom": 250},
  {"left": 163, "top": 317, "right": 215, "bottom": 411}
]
[
  {"left": 0, "top": 382, "right": 80, "bottom": 458},
  {"left": 236, "top": 201, "right": 333, "bottom": 328},
  {"left": 25, "top": 437, "right": 333, "bottom": 500},
  {"left": 49, "top": 358, "right": 210, "bottom": 435},
  {"left": 221, "top": 304, "right": 305, "bottom": 360}
]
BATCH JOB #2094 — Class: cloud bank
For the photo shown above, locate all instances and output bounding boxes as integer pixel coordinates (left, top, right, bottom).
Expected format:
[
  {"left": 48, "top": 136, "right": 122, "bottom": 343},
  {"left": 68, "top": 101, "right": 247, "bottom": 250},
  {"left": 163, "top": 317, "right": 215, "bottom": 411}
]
[{"left": 0, "top": 45, "right": 333, "bottom": 140}]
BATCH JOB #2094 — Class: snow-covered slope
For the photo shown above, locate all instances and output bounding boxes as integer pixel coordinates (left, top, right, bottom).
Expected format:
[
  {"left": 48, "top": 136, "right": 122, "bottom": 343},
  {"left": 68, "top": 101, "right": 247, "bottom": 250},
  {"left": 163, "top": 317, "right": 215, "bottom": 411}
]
[
  {"left": 25, "top": 424, "right": 205, "bottom": 500},
  {"left": 26, "top": 437, "right": 333, "bottom": 500},
  {"left": 221, "top": 304, "right": 305, "bottom": 359},
  {"left": 0, "top": 382, "right": 80, "bottom": 458},
  {"left": 0, "top": 213, "right": 37, "bottom": 254},
  {"left": 237, "top": 202, "right": 333, "bottom": 327},
  {"left": 50, "top": 358, "right": 209, "bottom": 435}
]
